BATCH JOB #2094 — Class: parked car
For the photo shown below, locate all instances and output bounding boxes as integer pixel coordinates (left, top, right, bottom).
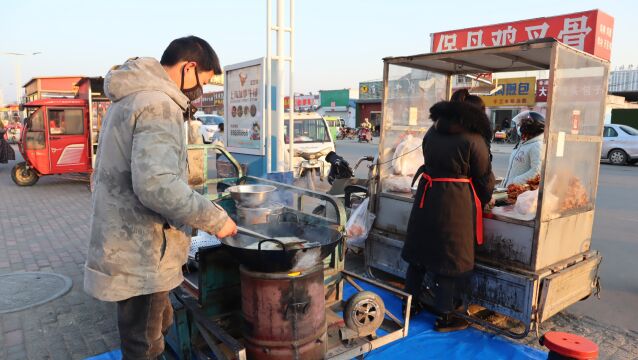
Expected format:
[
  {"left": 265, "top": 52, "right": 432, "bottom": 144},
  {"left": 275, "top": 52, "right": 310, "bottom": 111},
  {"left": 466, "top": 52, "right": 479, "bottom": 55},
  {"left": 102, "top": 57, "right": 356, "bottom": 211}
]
[
  {"left": 601, "top": 124, "right": 638, "bottom": 165},
  {"left": 196, "top": 114, "right": 224, "bottom": 143}
]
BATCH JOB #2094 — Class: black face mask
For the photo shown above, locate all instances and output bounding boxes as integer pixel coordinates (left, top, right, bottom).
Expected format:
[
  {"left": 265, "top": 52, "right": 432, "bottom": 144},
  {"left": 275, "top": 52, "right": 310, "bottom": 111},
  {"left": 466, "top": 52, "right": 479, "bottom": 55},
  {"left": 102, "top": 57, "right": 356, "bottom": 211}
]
[{"left": 180, "top": 64, "right": 203, "bottom": 101}]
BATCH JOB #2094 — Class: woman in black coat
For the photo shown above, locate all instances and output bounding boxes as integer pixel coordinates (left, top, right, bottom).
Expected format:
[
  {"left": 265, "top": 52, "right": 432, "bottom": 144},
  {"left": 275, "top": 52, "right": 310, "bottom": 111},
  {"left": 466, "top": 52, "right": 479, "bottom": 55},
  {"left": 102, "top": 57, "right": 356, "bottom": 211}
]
[{"left": 402, "top": 99, "right": 495, "bottom": 332}]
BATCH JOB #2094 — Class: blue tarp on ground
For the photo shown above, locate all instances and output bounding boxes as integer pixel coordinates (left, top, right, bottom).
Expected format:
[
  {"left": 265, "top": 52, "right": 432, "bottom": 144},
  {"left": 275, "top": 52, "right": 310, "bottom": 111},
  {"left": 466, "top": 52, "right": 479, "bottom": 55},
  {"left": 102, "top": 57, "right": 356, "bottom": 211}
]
[
  {"left": 86, "top": 282, "right": 547, "bottom": 360},
  {"left": 342, "top": 281, "right": 546, "bottom": 360}
]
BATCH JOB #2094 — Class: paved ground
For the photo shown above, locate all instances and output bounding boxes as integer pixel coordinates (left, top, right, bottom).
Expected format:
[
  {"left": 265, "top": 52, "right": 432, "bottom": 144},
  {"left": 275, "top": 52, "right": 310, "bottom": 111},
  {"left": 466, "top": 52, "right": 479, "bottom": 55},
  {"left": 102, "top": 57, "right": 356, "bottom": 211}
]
[
  {"left": 0, "top": 152, "right": 119, "bottom": 360},
  {"left": 1, "top": 143, "right": 638, "bottom": 359}
]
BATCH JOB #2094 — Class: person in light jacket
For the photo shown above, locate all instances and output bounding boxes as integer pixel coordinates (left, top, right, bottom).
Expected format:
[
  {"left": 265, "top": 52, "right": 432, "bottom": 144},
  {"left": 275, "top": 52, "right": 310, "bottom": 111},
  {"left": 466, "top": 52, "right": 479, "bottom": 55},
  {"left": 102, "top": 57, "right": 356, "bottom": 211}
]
[
  {"left": 84, "top": 36, "right": 237, "bottom": 360},
  {"left": 502, "top": 111, "right": 545, "bottom": 186}
]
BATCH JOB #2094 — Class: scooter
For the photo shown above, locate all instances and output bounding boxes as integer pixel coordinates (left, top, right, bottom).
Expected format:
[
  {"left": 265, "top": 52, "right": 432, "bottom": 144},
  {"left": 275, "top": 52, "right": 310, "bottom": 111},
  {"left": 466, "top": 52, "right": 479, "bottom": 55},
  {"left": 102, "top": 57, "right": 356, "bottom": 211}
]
[
  {"left": 337, "top": 127, "right": 357, "bottom": 140},
  {"left": 311, "top": 151, "right": 375, "bottom": 217},
  {"left": 358, "top": 127, "right": 372, "bottom": 143},
  {"left": 295, "top": 147, "right": 332, "bottom": 191}
]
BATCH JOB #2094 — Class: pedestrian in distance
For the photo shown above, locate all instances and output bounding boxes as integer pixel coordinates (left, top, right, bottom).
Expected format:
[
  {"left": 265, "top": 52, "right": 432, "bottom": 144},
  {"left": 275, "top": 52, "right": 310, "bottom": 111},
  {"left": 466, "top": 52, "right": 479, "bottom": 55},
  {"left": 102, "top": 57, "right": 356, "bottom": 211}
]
[{"left": 0, "top": 121, "right": 16, "bottom": 164}]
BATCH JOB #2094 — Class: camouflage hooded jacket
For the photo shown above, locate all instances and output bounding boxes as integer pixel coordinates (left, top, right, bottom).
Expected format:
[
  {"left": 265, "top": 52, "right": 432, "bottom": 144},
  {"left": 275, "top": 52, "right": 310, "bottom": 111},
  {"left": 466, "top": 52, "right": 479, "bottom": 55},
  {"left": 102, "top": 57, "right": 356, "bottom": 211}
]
[{"left": 84, "top": 57, "right": 229, "bottom": 301}]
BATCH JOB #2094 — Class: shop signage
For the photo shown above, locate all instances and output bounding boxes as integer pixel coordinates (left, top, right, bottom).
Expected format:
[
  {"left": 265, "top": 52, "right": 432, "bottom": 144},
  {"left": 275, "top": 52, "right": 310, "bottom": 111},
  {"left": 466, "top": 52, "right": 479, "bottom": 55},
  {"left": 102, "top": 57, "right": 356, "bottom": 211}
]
[
  {"left": 431, "top": 9, "right": 614, "bottom": 61},
  {"left": 536, "top": 79, "right": 549, "bottom": 103},
  {"left": 224, "top": 58, "right": 265, "bottom": 155},
  {"left": 480, "top": 77, "right": 536, "bottom": 107}
]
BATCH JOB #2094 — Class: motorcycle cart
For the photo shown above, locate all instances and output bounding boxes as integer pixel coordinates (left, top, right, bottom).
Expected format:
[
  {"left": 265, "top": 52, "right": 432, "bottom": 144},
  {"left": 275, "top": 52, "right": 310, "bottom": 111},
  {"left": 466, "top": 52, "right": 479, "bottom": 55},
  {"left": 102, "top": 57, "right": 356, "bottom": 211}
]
[
  {"left": 364, "top": 39, "right": 607, "bottom": 338},
  {"left": 166, "top": 144, "right": 412, "bottom": 359},
  {"left": 12, "top": 77, "right": 108, "bottom": 186}
]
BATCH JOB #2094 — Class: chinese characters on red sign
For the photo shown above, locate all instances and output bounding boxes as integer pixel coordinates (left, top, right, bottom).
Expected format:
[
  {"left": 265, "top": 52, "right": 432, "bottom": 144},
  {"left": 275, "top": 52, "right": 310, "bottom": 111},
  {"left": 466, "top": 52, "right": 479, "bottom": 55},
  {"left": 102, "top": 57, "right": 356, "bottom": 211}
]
[
  {"left": 536, "top": 79, "right": 549, "bottom": 103},
  {"left": 431, "top": 9, "right": 614, "bottom": 61}
]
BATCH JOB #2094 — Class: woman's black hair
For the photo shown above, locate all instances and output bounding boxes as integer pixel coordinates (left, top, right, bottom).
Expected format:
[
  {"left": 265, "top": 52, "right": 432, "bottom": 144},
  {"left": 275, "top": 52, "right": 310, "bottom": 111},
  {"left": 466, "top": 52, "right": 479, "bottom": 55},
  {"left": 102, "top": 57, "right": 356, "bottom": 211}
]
[
  {"left": 520, "top": 118, "right": 545, "bottom": 139},
  {"left": 450, "top": 88, "right": 470, "bottom": 102},
  {"left": 160, "top": 36, "right": 221, "bottom": 74}
]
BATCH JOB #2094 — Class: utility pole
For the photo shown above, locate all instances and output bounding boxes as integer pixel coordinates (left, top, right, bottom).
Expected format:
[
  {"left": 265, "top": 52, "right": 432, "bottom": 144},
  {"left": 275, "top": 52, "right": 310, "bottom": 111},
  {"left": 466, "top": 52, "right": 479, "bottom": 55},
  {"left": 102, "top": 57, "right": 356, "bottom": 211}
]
[
  {"left": 266, "top": 0, "right": 294, "bottom": 173},
  {"left": 1, "top": 52, "right": 42, "bottom": 103}
]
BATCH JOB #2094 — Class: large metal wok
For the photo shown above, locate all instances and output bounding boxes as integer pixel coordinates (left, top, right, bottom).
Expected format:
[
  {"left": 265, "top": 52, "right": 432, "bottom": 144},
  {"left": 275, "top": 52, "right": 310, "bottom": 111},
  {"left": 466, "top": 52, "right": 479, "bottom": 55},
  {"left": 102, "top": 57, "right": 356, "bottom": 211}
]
[{"left": 220, "top": 221, "right": 343, "bottom": 272}]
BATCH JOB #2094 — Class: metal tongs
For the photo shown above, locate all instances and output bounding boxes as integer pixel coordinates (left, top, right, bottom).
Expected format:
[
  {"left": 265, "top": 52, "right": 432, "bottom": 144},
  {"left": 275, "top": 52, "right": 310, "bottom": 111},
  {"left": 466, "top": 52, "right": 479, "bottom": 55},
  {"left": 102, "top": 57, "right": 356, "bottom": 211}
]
[{"left": 236, "top": 226, "right": 320, "bottom": 250}]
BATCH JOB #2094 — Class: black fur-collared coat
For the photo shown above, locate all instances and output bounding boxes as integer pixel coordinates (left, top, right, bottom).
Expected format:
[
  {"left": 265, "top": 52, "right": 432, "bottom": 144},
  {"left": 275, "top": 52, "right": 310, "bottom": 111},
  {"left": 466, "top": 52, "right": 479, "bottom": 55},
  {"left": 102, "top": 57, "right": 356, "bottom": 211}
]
[{"left": 401, "top": 101, "right": 495, "bottom": 276}]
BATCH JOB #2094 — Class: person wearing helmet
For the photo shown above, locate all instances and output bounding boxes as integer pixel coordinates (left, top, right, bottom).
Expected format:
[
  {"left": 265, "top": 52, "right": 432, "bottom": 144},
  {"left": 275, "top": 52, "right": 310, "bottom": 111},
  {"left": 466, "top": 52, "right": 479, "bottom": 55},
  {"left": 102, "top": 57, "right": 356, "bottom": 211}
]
[{"left": 502, "top": 111, "right": 545, "bottom": 186}]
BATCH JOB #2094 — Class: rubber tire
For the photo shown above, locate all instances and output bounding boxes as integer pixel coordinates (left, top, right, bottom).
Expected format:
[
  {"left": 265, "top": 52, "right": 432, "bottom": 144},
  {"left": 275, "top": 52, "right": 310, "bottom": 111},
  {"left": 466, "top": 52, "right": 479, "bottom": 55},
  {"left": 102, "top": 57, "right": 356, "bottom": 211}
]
[
  {"left": 343, "top": 291, "right": 385, "bottom": 337},
  {"left": 11, "top": 162, "right": 39, "bottom": 186},
  {"left": 608, "top": 149, "right": 628, "bottom": 165}
]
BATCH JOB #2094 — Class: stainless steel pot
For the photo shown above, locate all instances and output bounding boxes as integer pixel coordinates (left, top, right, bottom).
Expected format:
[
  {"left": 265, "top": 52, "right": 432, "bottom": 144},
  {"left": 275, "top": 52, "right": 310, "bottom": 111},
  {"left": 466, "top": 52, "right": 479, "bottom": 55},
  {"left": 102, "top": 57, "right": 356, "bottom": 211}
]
[{"left": 227, "top": 185, "right": 277, "bottom": 208}]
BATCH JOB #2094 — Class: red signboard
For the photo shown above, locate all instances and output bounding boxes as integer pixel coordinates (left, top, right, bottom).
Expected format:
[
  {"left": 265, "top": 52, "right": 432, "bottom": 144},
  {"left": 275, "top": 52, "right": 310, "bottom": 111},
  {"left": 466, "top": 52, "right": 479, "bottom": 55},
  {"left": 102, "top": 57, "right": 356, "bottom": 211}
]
[
  {"left": 536, "top": 79, "right": 549, "bottom": 103},
  {"left": 431, "top": 9, "right": 614, "bottom": 61}
]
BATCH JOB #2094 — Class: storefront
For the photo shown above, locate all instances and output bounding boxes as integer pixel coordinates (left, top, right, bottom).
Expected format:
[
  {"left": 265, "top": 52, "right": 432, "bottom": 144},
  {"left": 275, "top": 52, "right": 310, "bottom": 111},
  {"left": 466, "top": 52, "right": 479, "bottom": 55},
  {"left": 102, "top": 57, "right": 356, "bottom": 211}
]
[
  {"left": 317, "top": 89, "right": 356, "bottom": 127},
  {"left": 193, "top": 91, "right": 224, "bottom": 115},
  {"left": 356, "top": 81, "right": 383, "bottom": 133}
]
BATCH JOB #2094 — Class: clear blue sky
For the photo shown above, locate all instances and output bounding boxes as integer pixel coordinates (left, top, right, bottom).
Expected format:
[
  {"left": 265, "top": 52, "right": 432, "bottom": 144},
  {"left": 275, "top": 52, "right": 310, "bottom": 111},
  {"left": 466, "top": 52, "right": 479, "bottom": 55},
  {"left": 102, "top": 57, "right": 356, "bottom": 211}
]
[{"left": 1, "top": 0, "right": 636, "bottom": 103}]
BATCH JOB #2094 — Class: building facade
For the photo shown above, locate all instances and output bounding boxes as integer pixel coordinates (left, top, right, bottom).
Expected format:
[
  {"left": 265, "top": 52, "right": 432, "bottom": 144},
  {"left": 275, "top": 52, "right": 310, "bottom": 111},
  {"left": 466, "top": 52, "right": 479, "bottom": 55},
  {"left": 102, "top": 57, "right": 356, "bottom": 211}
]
[
  {"left": 356, "top": 81, "right": 383, "bottom": 132},
  {"left": 23, "top": 76, "right": 84, "bottom": 103}
]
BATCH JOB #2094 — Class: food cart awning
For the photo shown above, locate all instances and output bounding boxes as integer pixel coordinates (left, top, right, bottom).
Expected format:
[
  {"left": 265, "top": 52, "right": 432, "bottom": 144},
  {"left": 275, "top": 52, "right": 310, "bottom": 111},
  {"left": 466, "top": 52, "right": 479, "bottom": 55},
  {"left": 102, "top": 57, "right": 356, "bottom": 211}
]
[{"left": 383, "top": 38, "right": 566, "bottom": 75}]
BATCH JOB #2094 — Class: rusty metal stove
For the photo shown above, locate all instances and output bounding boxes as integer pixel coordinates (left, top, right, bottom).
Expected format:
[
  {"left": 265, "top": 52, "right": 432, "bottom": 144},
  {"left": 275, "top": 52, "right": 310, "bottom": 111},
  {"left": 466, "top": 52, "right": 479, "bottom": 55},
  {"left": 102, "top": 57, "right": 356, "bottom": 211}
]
[{"left": 240, "top": 264, "right": 326, "bottom": 360}]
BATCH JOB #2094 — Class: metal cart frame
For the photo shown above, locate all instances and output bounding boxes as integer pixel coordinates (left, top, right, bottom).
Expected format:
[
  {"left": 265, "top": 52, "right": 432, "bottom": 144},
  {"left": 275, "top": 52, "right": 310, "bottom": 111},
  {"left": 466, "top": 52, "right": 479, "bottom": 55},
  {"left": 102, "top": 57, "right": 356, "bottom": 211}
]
[
  {"left": 365, "top": 38, "right": 607, "bottom": 338},
  {"left": 167, "top": 144, "right": 412, "bottom": 358}
]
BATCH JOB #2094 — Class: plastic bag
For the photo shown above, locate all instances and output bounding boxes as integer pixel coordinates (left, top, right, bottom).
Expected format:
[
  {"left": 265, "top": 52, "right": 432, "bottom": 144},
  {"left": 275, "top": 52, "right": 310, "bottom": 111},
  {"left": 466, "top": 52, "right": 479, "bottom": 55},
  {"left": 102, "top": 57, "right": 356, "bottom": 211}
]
[
  {"left": 383, "top": 175, "right": 413, "bottom": 193},
  {"left": 392, "top": 134, "right": 423, "bottom": 176},
  {"left": 346, "top": 198, "right": 375, "bottom": 249},
  {"left": 514, "top": 189, "right": 538, "bottom": 217}
]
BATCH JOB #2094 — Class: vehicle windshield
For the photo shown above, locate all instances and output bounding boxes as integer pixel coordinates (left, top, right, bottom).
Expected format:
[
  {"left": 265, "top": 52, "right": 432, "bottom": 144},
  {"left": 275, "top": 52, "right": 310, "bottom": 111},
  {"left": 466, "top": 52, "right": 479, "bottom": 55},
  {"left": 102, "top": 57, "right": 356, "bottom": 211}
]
[
  {"left": 199, "top": 115, "right": 224, "bottom": 126},
  {"left": 619, "top": 125, "right": 638, "bottom": 136},
  {"left": 284, "top": 119, "right": 331, "bottom": 144},
  {"left": 25, "top": 108, "right": 46, "bottom": 150}
]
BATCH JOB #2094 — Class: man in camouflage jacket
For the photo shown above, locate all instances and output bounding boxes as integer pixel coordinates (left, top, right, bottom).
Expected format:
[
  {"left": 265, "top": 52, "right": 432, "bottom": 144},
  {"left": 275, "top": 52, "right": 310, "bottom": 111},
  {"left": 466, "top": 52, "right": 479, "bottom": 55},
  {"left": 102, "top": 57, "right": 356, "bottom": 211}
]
[{"left": 84, "top": 36, "right": 236, "bottom": 360}]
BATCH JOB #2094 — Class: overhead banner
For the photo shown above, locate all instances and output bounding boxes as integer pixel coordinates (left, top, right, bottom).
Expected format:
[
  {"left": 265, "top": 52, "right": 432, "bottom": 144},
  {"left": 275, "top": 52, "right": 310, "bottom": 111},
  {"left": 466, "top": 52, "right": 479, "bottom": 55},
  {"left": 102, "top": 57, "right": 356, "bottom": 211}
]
[
  {"left": 480, "top": 77, "right": 536, "bottom": 107},
  {"left": 431, "top": 9, "right": 614, "bottom": 61},
  {"left": 224, "top": 58, "right": 265, "bottom": 155}
]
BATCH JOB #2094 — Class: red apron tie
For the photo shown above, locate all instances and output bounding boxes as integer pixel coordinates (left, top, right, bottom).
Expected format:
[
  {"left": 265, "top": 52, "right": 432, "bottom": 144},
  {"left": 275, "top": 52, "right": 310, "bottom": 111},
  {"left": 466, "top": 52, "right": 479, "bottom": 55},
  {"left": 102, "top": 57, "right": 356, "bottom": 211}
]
[{"left": 419, "top": 173, "right": 484, "bottom": 245}]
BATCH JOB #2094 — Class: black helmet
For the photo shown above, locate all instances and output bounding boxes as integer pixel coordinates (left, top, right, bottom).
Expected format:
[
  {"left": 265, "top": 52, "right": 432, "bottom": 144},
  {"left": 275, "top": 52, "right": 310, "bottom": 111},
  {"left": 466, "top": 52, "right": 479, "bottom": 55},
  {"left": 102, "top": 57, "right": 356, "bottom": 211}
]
[
  {"left": 512, "top": 111, "right": 545, "bottom": 126},
  {"left": 513, "top": 111, "right": 545, "bottom": 138}
]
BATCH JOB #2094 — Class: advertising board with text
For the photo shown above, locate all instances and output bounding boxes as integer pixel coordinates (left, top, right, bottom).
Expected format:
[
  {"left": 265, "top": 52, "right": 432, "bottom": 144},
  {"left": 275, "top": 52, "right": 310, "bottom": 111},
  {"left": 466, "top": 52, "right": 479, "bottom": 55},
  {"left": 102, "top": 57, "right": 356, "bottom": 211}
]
[
  {"left": 480, "top": 77, "right": 536, "bottom": 107},
  {"left": 431, "top": 9, "right": 614, "bottom": 61},
  {"left": 224, "top": 58, "right": 265, "bottom": 155}
]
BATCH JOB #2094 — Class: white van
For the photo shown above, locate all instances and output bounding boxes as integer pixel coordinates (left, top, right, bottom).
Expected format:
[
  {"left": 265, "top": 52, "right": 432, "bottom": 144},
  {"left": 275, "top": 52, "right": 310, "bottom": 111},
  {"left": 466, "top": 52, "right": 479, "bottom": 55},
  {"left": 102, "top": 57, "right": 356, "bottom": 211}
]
[{"left": 284, "top": 112, "right": 335, "bottom": 179}]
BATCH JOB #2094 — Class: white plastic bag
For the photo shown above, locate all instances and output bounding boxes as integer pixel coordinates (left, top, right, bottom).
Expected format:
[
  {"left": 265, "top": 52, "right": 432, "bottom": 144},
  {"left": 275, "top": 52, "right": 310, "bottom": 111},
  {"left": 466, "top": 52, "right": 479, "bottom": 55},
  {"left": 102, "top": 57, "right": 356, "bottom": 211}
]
[
  {"left": 346, "top": 198, "right": 376, "bottom": 249},
  {"left": 391, "top": 135, "right": 422, "bottom": 176},
  {"left": 515, "top": 189, "right": 538, "bottom": 217},
  {"left": 383, "top": 175, "right": 413, "bottom": 193}
]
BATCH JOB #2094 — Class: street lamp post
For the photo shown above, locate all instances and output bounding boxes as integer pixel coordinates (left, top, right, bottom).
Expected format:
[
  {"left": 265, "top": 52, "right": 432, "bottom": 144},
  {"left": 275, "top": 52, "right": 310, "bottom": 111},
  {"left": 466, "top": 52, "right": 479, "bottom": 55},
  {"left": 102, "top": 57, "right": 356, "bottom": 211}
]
[{"left": 1, "top": 51, "right": 42, "bottom": 103}]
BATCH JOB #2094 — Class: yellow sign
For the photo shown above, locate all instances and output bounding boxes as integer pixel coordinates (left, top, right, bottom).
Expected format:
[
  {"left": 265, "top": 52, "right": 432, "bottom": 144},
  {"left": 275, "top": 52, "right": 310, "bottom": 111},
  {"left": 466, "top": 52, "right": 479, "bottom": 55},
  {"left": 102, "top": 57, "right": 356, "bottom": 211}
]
[
  {"left": 360, "top": 85, "right": 369, "bottom": 94},
  {"left": 480, "top": 77, "right": 536, "bottom": 107},
  {"left": 208, "top": 73, "right": 224, "bottom": 86}
]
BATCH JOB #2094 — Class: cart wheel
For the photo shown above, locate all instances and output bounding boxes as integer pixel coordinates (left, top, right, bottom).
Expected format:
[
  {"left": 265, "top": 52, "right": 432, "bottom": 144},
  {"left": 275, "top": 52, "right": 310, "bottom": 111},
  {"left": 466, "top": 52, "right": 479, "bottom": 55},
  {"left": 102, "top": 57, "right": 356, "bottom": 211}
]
[
  {"left": 11, "top": 162, "right": 39, "bottom": 186},
  {"left": 344, "top": 291, "right": 385, "bottom": 337}
]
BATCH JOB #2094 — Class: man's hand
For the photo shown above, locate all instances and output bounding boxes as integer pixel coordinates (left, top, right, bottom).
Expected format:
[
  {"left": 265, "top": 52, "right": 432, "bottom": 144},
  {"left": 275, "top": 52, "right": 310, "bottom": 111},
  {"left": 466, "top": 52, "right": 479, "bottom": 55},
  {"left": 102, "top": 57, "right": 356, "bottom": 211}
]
[{"left": 216, "top": 218, "right": 238, "bottom": 238}]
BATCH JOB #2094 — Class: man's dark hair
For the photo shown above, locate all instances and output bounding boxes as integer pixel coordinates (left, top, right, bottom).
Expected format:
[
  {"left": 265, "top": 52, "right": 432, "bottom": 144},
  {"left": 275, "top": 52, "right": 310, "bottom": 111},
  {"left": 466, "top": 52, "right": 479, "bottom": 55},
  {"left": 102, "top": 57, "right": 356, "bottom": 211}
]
[{"left": 160, "top": 36, "right": 221, "bottom": 74}]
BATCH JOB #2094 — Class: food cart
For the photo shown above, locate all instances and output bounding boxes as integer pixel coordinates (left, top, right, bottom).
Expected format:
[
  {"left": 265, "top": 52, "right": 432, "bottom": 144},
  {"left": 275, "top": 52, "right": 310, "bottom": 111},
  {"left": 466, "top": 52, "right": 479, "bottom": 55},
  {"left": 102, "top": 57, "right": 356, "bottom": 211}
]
[
  {"left": 365, "top": 39, "right": 606, "bottom": 338},
  {"left": 166, "top": 144, "right": 412, "bottom": 359}
]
